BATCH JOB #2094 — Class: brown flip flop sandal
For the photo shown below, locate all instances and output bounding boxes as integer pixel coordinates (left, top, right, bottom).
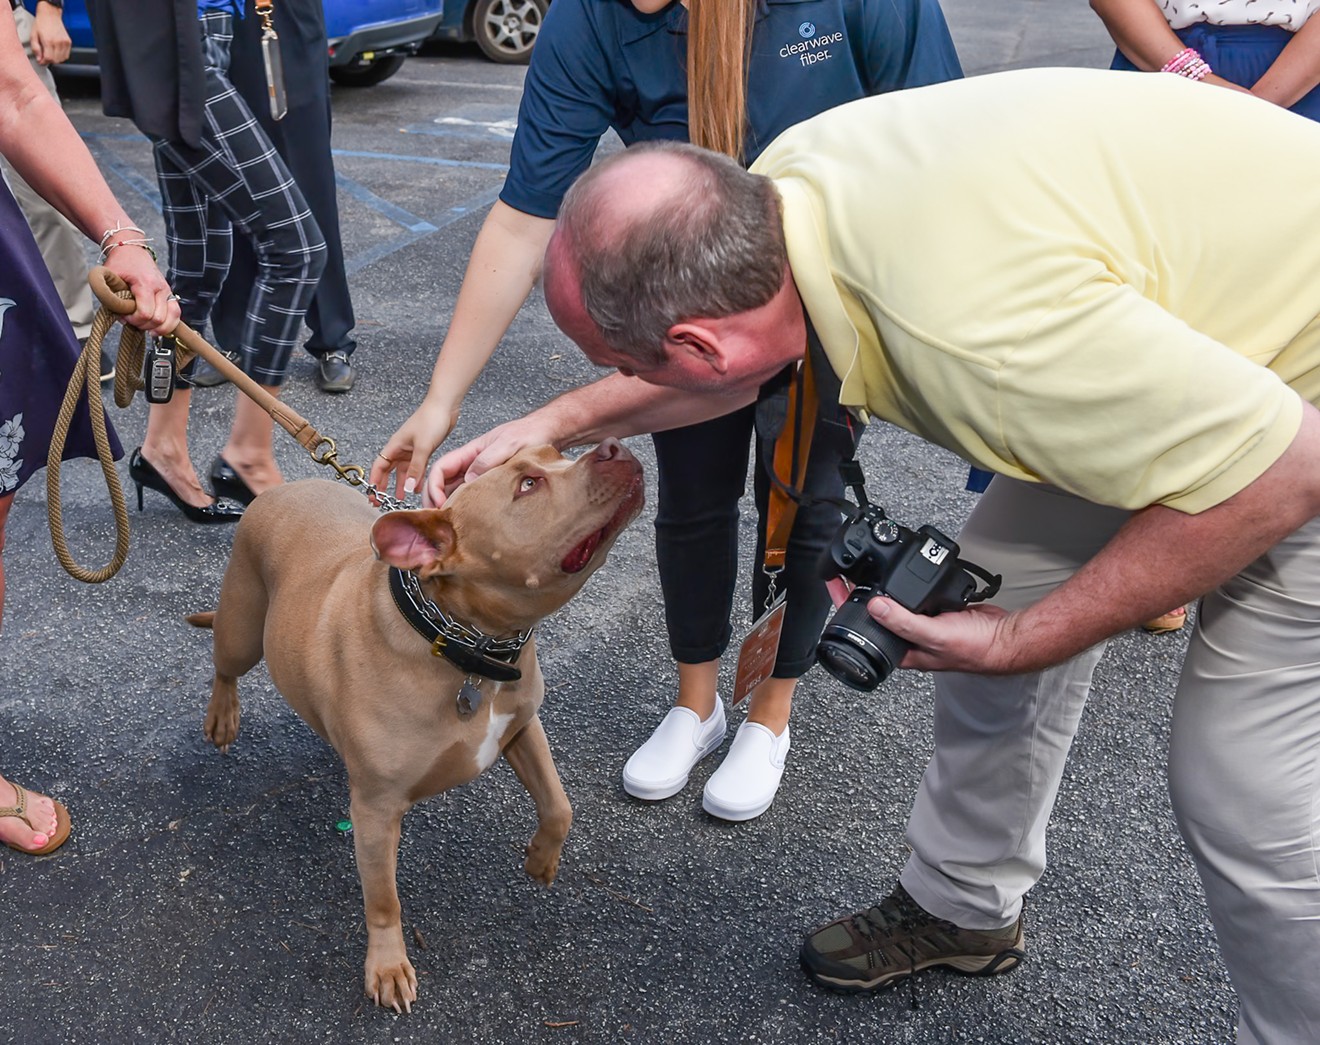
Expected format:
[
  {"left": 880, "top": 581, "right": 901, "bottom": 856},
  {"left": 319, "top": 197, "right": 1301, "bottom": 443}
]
[
  {"left": 1, "top": 783, "right": 72, "bottom": 855},
  {"left": 1142, "top": 606, "right": 1187, "bottom": 635}
]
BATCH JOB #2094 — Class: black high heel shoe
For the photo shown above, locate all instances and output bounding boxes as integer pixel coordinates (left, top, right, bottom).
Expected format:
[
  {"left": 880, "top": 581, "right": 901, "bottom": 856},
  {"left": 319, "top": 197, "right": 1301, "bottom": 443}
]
[
  {"left": 129, "top": 448, "right": 245, "bottom": 524},
  {"left": 208, "top": 455, "right": 258, "bottom": 506}
]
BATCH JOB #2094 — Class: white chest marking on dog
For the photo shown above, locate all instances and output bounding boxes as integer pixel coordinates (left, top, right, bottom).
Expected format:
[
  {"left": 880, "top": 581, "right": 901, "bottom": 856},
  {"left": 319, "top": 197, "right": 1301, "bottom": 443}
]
[{"left": 476, "top": 710, "right": 515, "bottom": 771}]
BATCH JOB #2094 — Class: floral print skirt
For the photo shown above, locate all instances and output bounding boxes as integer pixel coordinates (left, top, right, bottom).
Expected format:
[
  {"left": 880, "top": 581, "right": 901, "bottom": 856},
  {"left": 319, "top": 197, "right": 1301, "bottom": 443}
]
[{"left": 0, "top": 178, "right": 120, "bottom": 498}]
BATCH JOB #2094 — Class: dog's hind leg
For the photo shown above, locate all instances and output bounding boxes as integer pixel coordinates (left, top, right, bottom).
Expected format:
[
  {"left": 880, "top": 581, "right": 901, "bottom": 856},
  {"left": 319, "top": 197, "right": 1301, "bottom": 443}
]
[
  {"left": 502, "top": 714, "right": 572, "bottom": 885},
  {"left": 203, "top": 545, "right": 269, "bottom": 753}
]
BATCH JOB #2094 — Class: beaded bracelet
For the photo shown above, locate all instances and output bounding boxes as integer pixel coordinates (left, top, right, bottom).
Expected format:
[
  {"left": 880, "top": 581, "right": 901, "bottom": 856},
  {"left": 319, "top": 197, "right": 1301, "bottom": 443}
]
[
  {"left": 1161, "top": 47, "right": 1212, "bottom": 81},
  {"left": 98, "top": 221, "right": 147, "bottom": 252},
  {"left": 100, "top": 238, "right": 158, "bottom": 264}
]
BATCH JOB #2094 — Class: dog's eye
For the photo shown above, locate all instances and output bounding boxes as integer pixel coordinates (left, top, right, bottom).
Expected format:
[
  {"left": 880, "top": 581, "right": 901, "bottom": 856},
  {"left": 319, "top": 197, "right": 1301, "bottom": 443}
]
[{"left": 516, "top": 476, "right": 543, "bottom": 497}]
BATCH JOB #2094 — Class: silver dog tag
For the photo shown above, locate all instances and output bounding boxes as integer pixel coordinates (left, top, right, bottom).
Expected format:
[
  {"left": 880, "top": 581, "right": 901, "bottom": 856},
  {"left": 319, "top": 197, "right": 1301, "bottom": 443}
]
[{"left": 457, "top": 678, "right": 482, "bottom": 716}]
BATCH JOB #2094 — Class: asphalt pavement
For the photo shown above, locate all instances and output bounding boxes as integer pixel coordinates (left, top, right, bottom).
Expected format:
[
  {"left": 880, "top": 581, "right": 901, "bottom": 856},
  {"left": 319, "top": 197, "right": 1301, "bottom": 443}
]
[{"left": 1, "top": 4, "right": 1238, "bottom": 1043}]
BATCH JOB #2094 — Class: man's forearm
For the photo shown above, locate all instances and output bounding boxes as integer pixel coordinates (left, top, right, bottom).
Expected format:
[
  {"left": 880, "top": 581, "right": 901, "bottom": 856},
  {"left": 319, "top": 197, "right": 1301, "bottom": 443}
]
[
  {"left": 1003, "top": 404, "right": 1320, "bottom": 671},
  {"left": 876, "top": 402, "right": 1320, "bottom": 677}
]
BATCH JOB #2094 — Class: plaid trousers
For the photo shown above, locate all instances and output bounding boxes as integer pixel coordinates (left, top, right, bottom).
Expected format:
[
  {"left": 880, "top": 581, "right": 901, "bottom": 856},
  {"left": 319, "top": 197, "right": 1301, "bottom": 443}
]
[{"left": 152, "top": 11, "right": 326, "bottom": 386}]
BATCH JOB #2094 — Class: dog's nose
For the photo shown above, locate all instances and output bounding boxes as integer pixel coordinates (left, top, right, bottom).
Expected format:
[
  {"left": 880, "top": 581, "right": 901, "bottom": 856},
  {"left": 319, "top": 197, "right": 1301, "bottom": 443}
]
[{"left": 593, "top": 438, "right": 627, "bottom": 462}]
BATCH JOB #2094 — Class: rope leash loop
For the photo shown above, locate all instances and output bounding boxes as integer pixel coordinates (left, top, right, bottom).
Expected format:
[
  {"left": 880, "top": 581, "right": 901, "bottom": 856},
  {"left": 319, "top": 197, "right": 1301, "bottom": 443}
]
[{"left": 47, "top": 267, "right": 402, "bottom": 584}]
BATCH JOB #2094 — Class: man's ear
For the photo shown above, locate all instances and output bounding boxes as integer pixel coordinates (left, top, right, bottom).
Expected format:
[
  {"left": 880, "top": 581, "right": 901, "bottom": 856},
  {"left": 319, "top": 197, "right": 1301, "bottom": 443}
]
[
  {"left": 665, "top": 322, "right": 729, "bottom": 374},
  {"left": 370, "top": 510, "right": 457, "bottom": 573}
]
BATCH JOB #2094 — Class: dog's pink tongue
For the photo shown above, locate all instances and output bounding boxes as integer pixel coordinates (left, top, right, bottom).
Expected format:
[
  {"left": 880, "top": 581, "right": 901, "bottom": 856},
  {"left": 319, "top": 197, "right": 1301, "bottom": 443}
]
[{"left": 562, "top": 527, "right": 604, "bottom": 573}]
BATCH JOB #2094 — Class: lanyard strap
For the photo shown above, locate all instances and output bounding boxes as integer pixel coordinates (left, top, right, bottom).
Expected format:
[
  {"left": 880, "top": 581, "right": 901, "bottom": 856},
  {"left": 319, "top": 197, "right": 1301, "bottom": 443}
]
[{"left": 763, "top": 348, "right": 818, "bottom": 570}]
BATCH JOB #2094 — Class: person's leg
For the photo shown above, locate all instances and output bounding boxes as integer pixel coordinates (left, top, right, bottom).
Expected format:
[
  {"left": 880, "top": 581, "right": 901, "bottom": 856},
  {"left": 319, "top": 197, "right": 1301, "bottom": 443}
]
[
  {"left": 900, "top": 480, "right": 1129, "bottom": 927},
  {"left": 800, "top": 480, "right": 1130, "bottom": 990},
  {"left": 213, "top": 0, "right": 355, "bottom": 387},
  {"left": 218, "top": 390, "right": 284, "bottom": 495},
  {"left": 1169, "top": 515, "right": 1320, "bottom": 1045},
  {"left": 138, "top": 134, "right": 225, "bottom": 510},
  {"left": 621, "top": 410, "right": 756, "bottom": 802},
  {"left": 744, "top": 401, "right": 859, "bottom": 732},
  {"left": 157, "top": 12, "right": 325, "bottom": 489},
  {"left": 652, "top": 406, "right": 757, "bottom": 717},
  {"left": 0, "top": 493, "right": 59, "bottom": 852}
]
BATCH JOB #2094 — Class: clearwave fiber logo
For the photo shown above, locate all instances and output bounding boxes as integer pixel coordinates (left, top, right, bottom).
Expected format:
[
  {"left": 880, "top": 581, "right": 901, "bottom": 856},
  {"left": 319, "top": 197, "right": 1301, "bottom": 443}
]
[{"left": 780, "top": 20, "right": 842, "bottom": 66}]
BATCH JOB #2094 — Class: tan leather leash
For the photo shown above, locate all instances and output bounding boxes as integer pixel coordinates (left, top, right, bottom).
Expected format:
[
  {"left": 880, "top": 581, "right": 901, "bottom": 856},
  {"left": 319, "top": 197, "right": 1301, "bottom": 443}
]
[{"left": 45, "top": 266, "right": 401, "bottom": 583}]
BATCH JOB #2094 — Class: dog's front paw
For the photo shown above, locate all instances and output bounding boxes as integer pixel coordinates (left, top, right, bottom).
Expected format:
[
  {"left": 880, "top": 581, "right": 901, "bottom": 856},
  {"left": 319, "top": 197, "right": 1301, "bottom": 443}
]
[
  {"left": 365, "top": 952, "right": 418, "bottom": 1013},
  {"left": 524, "top": 829, "right": 564, "bottom": 886},
  {"left": 203, "top": 680, "right": 240, "bottom": 752}
]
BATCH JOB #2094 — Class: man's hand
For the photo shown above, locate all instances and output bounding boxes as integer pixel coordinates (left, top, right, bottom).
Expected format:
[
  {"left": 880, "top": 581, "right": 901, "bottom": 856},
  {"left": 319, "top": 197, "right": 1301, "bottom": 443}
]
[
  {"left": 31, "top": 3, "right": 72, "bottom": 66},
  {"left": 425, "top": 415, "right": 564, "bottom": 506},
  {"left": 827, "top": 578, "right": 1024, "bottom": 675},
  {"left": 371, "top": 398, "right": 460, "bottom": 503},
  {"left": 864, "top": 596, "right": 1022, "bottom": 674}
]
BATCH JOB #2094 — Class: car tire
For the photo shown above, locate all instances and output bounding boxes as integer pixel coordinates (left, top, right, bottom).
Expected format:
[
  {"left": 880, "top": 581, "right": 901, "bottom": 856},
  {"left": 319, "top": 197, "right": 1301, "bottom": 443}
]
[
  {"left": 471, "top": 0, "right": 547, "bottom": 65},
  {"left": 329, "top": 53, "right": 408, "bottom": 87}
]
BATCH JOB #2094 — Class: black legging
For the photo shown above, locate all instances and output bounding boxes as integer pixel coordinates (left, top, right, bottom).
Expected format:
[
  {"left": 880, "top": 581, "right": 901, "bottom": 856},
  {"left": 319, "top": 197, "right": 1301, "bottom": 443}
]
[{"left": 651, "top": 398, "right": 858, "bottom": 679}]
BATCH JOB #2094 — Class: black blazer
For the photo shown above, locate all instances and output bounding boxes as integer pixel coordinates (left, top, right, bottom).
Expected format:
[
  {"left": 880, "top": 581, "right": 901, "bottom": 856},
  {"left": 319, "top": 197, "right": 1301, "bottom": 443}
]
[{"left": 86, "top": 0, "right": 206, "bottom": 147}]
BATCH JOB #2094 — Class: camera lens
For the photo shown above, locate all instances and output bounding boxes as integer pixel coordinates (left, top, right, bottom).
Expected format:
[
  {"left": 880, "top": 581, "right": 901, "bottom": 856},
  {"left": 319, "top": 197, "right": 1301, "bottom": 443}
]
[{"left": 815, "top": 591, "right": 912, "bottom": 692}]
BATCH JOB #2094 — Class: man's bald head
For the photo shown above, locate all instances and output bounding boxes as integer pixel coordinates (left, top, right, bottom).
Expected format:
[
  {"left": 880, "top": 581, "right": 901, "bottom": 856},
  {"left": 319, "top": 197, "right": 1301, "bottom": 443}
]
[{"left": 544, "top": 141, "right": 788, "bottom": 366}]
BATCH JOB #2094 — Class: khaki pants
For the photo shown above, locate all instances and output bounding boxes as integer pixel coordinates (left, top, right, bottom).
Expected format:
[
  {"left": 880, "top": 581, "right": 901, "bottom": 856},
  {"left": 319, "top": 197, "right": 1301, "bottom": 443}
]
[
  {"left": 899, "top": 477, "right": 1320, "bottom": 1045},
  {"left": 2, "top": 5, "right": 96, "bottom": 339}
]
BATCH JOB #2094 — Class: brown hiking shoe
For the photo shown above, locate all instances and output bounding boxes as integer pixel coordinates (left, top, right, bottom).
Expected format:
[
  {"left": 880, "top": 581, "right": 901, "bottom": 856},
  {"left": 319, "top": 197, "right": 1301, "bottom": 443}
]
[{"left": 800, "top": 885, "right": 1025, "bottom": 992}]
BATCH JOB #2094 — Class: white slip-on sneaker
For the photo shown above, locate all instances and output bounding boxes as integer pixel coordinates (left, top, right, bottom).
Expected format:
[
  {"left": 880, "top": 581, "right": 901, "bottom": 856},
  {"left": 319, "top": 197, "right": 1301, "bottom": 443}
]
[
  {"left": 701, "top": 721, "right": 791, "bottom": 822},
  {"left": 622, "top": 696, "right": 727, "bottom": 801}
]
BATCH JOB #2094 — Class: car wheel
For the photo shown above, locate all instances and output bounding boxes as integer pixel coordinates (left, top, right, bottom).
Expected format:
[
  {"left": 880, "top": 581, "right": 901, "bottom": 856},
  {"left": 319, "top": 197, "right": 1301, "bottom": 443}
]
[
  {"left": 472, "top": 0, "right": 547, "bottom": 65},
  {"left": 328, "top": 53, "right": 408, "bottom": 87}
]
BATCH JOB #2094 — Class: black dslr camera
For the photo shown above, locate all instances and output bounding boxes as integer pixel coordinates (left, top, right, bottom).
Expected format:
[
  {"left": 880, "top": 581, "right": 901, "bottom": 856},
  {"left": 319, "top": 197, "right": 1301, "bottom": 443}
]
[{"left": 815, "top": 462, "right": 1001, "bottom": 691}]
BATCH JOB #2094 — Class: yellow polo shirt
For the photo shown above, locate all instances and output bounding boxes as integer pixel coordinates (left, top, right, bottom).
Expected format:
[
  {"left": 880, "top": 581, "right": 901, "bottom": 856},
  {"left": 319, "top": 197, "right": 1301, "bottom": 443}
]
[{"left": 750, "top": 68, "right": 1320, "bottom": 512}]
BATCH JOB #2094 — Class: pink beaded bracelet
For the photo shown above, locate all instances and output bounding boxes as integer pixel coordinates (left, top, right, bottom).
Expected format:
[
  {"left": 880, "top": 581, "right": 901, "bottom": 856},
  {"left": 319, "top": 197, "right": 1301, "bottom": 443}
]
[{"left": 1161, "top": 47, "right": 1212, "bottom": 81}]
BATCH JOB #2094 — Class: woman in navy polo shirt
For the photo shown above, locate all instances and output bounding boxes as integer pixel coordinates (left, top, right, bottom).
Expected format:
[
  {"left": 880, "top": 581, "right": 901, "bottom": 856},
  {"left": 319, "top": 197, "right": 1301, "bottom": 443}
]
[{"left": 374, "top": 0, "right": 962, "bottom": 820}]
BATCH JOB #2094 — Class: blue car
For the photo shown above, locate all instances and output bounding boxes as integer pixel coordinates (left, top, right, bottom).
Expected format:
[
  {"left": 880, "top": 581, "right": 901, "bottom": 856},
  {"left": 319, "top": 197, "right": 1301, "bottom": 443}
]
[
  {"left": 325, "top": 0, "right": 444, "bottom": 85},
  {"left": 42, "top": 0, "right": 444, "bottom": 87},
  {"left": 427, "top": 0, "right": 547, "bottom": 65}
]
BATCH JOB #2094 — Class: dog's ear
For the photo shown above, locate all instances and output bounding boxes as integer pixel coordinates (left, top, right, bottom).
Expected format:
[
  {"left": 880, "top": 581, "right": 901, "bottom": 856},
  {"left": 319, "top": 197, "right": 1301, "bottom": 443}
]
[{"left": 370, "top": 510, "right": 456, "bottom": 573}]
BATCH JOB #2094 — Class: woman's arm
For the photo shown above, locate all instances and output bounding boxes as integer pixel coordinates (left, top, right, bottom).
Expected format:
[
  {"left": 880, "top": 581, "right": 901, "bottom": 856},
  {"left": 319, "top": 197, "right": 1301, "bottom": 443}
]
[
  {"left": 1251, "top": 13, "right": 1320, "bottom": 108},
  {"left": 371, "top": 0, "right": 623, "bottom": 496},
  {"left": 371, "top": 201, "right": 554, "bottom": 496},
  {"left": 0, "top": 14, "right": 175, "bottom": 332},
  {"left": 1089, "top": 0, "right": 1247, "bottom": 92}
]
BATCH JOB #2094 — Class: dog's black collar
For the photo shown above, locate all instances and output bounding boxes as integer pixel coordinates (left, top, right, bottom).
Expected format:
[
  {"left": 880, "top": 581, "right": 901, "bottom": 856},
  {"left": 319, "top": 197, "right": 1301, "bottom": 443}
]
[{"left": 388, "top": 567, "right": 530, "bottom": 683}]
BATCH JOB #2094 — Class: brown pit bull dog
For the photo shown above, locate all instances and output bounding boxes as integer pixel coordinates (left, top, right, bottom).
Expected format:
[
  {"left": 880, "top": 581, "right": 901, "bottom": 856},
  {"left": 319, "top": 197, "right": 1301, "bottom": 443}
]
[{"left": 189, "top": 439, "right": 644, "bottom": 1012}]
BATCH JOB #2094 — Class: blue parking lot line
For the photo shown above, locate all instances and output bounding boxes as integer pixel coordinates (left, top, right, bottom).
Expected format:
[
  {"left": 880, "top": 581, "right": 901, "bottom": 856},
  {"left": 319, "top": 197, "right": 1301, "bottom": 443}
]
[
  {"left": 85, "top": 139, "right": 164, "bottom": 212},
  {"left": 343, "top": 186, "right": 503, "bottom": 276},
  {"left": 330, "top": 148, "right": 509, "bottom": 173},
  {"left": 79, "top": 133, "right": 509, "bottom": 274},
  {"left": 334, "top": 172, "right": 438, "bottom": 234}
]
